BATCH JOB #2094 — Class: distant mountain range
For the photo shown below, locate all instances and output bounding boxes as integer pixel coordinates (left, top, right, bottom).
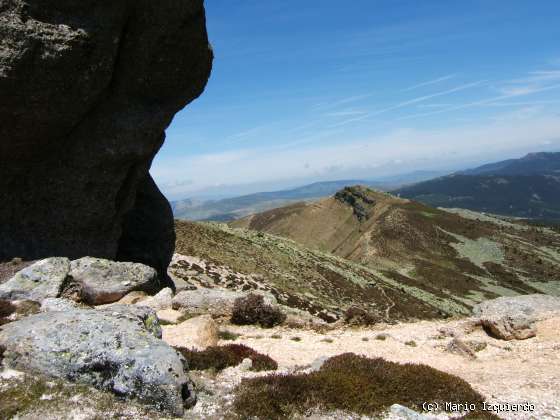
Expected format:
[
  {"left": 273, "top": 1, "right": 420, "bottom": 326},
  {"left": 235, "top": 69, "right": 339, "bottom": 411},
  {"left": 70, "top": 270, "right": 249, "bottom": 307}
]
[
  {"left": 172, "top": 170, "right": 446, "bottom": 221},
  {"left": 396, "top": 152, "right": 560, "bottom": 221}
]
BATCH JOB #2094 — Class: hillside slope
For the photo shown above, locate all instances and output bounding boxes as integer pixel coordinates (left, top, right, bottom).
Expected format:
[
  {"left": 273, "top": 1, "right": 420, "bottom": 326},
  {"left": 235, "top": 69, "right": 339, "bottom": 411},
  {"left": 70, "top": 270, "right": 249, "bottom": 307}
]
[
  {"left": 396, "top": 152, "right": 560, "bottom": 221},
  {"left": 172, "top": 171, "right": 447, "bottom": 222},
  {"left": 230, "top": 186, "right": 560, "bottom": 316}
]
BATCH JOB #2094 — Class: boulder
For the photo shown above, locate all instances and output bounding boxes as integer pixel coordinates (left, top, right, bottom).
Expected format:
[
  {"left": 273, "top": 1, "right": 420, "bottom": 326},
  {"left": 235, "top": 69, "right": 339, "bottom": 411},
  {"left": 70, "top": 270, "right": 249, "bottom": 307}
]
[
  {"left": 40, "top": 297, "right": 84, "bottom": 313},
  {"left": 0, "top": 258, "right": 70, "bottom": 302},
  {"left": 69, "top": 257, "right": 158, "bottom": 305},
  {"left": 387, "top": 404, "right": 431, "bottom": 420},
  {"left": 138, "top": 287, "right": 174, "bottom": 311},
  {"left": 473, "top": 294, "right": 560, "bottom": 340},
  {"left": 157, "top": 308, "right": 185, "bottom": 325},
  {"left": 115, "top": 290, "right": 150, "bottom": 305},
  {"left": 172, "top": 288, "right": 246, "bottom": 317},
  {"left": 0, "top": 0, "right": 213, "bottom": 283},
  {"left": 163, "top": 315, "right": 218, "bottom": 350},
  {"left": 446, "top": 338, "right": 476, "bottom": 359},
  {"left": 0, "top": 305, "right": 195, "bottom": 416},
  {"left": 171, "top": 288, "right": 278, "bottom": 317}
]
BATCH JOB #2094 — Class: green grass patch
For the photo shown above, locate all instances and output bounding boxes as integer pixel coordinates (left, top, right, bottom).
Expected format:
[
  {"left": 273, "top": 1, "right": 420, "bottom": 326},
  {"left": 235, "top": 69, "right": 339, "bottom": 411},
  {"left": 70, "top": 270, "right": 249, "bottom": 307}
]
[{"left": 218, "top": 330, "right": 241, "bottom": 341}]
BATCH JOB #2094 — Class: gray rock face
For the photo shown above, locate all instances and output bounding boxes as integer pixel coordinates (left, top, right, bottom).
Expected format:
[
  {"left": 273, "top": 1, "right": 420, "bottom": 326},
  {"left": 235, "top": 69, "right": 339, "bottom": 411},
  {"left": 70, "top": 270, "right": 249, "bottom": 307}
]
[
  {"left": 0, "top": 0, "right": 213, "bottom": 282},
  {"left": 40, "top": 297, "right": 84, "bottom": 312},
  {"left": 137, "top": 287, "right": 174, "bottom": 311},
  {"left": 0, "top": 258, "right": 70, "bottom": 301},
  {"left": 172, "top": 288, "right": 246, "bottom": 316},
  {"left": 70, "top": 257, "right": 158, "bottom": 305},
  {"left": 0, "top": 305, "right": 194, "bottom": 416},
  {"left": 473, "top": 294, "right": 560, "bottom": 340}
]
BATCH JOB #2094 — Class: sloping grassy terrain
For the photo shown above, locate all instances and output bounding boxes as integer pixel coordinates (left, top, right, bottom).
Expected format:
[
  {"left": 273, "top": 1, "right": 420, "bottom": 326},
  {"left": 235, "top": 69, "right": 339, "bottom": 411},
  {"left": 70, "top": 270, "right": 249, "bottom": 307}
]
[
  {"left": 227, "top": 186, "right": 560, "bottom": 317},
  {"left": 175, "top": 220, "right": 452, "bottom": 322}
]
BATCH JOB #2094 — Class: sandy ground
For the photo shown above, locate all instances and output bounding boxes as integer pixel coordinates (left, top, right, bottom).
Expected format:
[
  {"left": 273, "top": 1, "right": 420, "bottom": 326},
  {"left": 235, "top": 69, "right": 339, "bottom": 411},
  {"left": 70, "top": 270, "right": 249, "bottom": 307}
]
[{"left": 213, "top": 316, "right": 560, "bottom": 420}]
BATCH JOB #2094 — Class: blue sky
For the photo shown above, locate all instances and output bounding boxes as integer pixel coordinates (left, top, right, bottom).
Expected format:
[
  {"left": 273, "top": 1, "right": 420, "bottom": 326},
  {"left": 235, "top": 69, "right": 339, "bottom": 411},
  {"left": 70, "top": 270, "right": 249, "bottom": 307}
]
[{"left": 151, "top": 0, "right": 560, "bottom": 200}]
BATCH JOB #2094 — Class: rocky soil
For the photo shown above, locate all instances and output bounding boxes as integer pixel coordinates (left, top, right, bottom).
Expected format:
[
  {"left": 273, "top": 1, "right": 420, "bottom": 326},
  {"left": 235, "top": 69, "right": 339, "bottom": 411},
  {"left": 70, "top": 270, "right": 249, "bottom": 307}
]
[{"left": 1, "top": 255, "right": 559, "bottom": 419}]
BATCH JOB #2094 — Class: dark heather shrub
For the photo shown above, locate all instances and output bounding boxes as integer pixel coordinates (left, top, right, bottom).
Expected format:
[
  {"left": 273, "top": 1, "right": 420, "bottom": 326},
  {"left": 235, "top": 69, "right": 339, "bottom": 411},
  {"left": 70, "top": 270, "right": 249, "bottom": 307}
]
[
  {"left": 232, "top": 353, "right": 499, "bottom": 419},
  {"left": 343, "top": 306, "right": 378, "bottom": 326},
  {"left": 0, "top": 299, "right": 17, "bottom": 325},
  {"left": 231, "top": 293, "right": 286, "bottom": 328},
  {"left": 175, "top": 344, "right": 277, "bottom": 372}
]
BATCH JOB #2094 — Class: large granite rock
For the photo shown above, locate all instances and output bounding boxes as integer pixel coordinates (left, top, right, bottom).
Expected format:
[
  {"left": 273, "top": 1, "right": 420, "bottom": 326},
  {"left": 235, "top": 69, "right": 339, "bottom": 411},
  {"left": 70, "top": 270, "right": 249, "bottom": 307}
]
[
  {"left": 0, "top": 305, "right": 195, "bottom": 415},
  {"left": 162, "top": 314, "right": 218, "bottom": 350},
  {"left": 0, "top": 1, "right": 213, "bottom": 282},
  {"left": 473, "top": 294, "right": 560, "bottom": 340},
  {"left": 70, "top": 257, "right": 158, "bottom": 305},
  {"left": 0, "top": 257, "right": 162, "bottom": 305},
  {"left": 0, "top": 257, "right": 70, "bottom": 301}
]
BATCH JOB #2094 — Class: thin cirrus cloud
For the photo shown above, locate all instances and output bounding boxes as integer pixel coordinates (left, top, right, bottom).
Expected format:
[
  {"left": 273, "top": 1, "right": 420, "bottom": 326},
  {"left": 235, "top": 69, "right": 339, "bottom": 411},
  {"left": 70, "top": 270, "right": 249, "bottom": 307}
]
[
  {"left": 397, "top": 81, "right": 560, "bottom": 122},
  {"left": 401, "top": 74, "right": 456, "bottom": 92},
  {"left": 328, "top": 80, "right": 486, "bottom": 128},
  {"left": 155, "top": 111, "right": 560, "bottom": 199}
]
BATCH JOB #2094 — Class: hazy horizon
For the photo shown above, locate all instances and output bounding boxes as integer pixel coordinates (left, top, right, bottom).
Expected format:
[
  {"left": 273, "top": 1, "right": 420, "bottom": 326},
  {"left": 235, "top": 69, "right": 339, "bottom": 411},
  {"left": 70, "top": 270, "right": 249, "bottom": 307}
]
[{"left": 151, "top": 0, "right": 560, "bottom": 201}]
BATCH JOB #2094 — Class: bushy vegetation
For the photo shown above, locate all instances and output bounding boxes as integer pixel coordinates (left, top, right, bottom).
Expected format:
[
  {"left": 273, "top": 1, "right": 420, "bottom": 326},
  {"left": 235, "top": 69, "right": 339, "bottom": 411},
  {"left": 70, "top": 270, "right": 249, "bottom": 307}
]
[
  {"left": 343, "top": 306, "right": 378, "bottom": 326},
  {"left": 232, "top": 353, "right": 498, "bottom": 419},
  {"left": 218, "top": 330, "right": 241, "bottom": 341},
  {"left": 231, "top": 294, "right": 286, "bottom": 328},
  {"left": 175, "top": 344, "right": 277, "bottom": 372},
  {"left": 0, "top": 299, "right": 16, "bottom": 323}
]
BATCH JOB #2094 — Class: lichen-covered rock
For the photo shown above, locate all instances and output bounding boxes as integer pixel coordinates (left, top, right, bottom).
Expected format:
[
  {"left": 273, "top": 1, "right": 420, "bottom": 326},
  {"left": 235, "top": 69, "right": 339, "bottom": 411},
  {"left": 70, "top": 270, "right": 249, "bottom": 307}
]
[
  {"left": 473, "top": 294, "right": 560, "bottom": 340},
  {"left": 70, "top": 257, "right": 158, "bottom": 305},
  {"left": 0, "top": 305, "right": 194, "bottom": 416},
  {"left": 0, "top": 258, "right": 70, "bottom": 302},
  {"left": 163, "top": 314, "right": 218, "bottom": 350},
  {"left": 172, "top": 288, "right": 246, "bottom": 317},
  {"left": 138, "top": 287, "right": 174, "bottom": 311},
  {"left": 40, "top": 297, "right": 84, "bottom": 312},
  {"left": 0, "top": 0, "right": 213, "bottom": 283}
]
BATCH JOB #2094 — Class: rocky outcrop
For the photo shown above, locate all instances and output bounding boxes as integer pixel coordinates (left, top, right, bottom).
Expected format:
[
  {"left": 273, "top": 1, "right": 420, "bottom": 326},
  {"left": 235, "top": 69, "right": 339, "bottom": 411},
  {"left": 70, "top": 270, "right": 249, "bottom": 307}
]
[
  {"left": 0, "top": 257, "right": 164, "bottom": 305},
  {"left": 0, "top": 305, "right": 195, "bottom": 415},
  {"left": 0, "top": 1, "right": 213, "bottom": 283},
  {"left": 473, "top": 294, "right": 560, "bottom": 340}
]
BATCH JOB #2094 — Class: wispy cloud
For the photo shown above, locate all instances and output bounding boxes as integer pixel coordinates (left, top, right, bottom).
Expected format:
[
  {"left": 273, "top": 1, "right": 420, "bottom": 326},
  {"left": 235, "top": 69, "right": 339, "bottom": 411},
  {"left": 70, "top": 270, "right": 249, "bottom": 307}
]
[
  {"left": 313, "top": 93, "right": 374, "bottom": 111},
  {"left": 397, "top": 81, "right": 560, "bottom": 121},
  {"left": 324, "top": 81, "right": 485, "bottom": 128},
  {"left": 324, "top": 110, "right": 367, "bottom": 118},
  {"left": 497, "top": 69, "right": 560, "bottom": 96},
  {"left": 401, "top": 74, "right": 456, "bottom": 92},
  {"left": 154, "top": 111, "right": 560, "bottom": 199}
]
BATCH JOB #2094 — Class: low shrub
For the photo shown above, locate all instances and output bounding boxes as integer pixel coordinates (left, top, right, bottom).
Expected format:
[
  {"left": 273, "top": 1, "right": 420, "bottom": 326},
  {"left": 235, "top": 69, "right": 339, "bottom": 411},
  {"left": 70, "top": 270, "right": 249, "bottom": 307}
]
[
  {"left": 175, "top": 344, "right": 277, "bottom": 372},
  {"left": 405, "top": 340, "right": 417, "bottom": 347},
  {"left": 0, "top": 299, "right": 16, "bottom": 318},
  {"left": 232, "top": 353, "right": 499, "bottom": 419},
  {"left": 231, "top": 294, "right": 286, "bottom": 328},
  {"left": 343, "top": 306, "right": 378, "bottom": 326},
  {"left": 218, "top": 330, "right": 240, "bottom": 341},
  {"left": 0, "top": 299, "right": 17, "bottom": 326}
]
